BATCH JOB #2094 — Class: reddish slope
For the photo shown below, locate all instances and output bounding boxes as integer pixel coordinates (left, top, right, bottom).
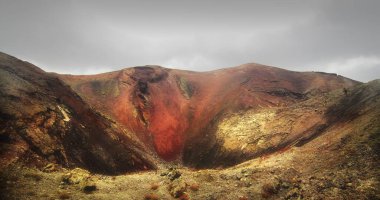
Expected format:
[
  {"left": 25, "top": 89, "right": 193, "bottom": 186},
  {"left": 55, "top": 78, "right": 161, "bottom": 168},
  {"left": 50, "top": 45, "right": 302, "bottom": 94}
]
[
  {"left": 0, "top": 52, "right": 156, "bottom": 174},
  {"left": 60, "top": 64, "right": 359, "bottom": 161}
]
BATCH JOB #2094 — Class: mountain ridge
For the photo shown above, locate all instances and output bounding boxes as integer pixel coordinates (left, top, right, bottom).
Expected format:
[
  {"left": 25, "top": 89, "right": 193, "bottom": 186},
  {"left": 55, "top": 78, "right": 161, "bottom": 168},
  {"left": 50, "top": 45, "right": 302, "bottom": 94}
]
[
  {"left": 58, "top": 61, "right": 358, "bottom": 164},
  {"left": 0, "top": 52, "right": 379, "bottom": 199}
]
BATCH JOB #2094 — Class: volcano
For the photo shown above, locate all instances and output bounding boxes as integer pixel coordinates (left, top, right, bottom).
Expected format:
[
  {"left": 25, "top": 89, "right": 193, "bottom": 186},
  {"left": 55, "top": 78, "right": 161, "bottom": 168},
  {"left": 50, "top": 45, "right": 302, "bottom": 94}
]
[
  {"left": 59, "top": 64, "right": 357, "bottom": 163},
  {"left": 1, "top": 52, "right": 379, "bottom": 199}
]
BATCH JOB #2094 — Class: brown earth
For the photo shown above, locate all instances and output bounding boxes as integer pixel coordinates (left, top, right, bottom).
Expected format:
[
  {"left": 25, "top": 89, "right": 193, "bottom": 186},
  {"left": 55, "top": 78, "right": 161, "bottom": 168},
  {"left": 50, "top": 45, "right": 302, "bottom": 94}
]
[{"left": 0, "top": 52, "right": 379, "bottom": 199}]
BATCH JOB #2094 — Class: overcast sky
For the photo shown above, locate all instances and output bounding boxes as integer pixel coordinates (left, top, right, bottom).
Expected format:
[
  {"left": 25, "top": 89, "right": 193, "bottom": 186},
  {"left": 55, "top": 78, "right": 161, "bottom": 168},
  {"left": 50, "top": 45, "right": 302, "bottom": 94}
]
[{"left": 0, "top": 0, "right": 379, "bottom": 82}]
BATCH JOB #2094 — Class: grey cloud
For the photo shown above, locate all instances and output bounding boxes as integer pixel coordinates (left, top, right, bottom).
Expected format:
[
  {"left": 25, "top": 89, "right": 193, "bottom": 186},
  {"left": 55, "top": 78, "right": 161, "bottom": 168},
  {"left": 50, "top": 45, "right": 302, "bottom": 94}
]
[{"left": 0, "top": 0, "right": 379, "bottom": 81}]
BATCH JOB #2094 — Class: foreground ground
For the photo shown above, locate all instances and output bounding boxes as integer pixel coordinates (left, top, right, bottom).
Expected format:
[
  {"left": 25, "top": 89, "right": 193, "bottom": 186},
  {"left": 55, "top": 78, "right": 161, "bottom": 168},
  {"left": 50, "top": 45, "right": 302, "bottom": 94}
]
[{"left": 1, "top": 102, "right": 379, "bottom": 199}]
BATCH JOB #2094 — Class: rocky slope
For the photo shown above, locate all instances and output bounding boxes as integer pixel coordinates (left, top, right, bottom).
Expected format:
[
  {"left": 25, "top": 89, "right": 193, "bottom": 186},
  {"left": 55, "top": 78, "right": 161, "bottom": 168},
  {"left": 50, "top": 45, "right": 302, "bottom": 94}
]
[
  {"left": 0, "top": 52, "right": 379, "bottom": 199},
  {"left": 0, "top": 52, "right": 157, "bottom": 174}
]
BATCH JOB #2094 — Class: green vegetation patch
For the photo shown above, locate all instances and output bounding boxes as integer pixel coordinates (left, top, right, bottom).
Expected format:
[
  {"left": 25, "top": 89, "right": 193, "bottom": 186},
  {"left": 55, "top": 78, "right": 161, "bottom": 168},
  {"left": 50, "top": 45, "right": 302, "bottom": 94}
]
[
  {"left": 177, "top": 76, "right": 193, "bottom": 100},
  {"left": 90, "top": 79, "right": 120, "bottom": 97}
]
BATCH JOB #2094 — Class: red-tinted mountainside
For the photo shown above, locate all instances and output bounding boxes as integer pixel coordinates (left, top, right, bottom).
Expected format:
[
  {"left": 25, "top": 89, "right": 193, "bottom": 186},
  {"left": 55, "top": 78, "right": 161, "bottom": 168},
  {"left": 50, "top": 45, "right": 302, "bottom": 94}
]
[{"left": 59, "top": 64, "right": 358, "bottom": 164}]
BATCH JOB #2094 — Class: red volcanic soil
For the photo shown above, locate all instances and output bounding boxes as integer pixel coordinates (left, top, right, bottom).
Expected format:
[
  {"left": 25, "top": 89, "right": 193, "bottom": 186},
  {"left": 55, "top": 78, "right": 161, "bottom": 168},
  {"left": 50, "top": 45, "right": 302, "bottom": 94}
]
[{"left": 59, "top": 64, "right": 358, "bottom": 161}]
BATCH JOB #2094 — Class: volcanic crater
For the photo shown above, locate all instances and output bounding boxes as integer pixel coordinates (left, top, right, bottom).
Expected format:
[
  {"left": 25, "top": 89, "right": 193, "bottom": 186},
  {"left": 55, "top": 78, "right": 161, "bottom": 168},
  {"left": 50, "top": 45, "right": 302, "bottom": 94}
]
[
  {"left": 59, "top": 62, "right": 358, "bottom": 169},
  {"left": 1, "top": 52, "right": 379, "bottom": 199}
]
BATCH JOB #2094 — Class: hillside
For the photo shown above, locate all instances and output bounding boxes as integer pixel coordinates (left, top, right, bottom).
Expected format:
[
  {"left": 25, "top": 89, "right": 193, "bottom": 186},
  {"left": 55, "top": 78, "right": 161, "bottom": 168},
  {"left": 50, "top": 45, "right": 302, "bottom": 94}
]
[
  {"left": 59, "top": 64, "right": 357, "bottom": 166},
  {"left": 0, "top": 52, "right": 379, "bottom": 199},
  {"left": 0, "top": 52, "right": 157, "bottom": 174}
]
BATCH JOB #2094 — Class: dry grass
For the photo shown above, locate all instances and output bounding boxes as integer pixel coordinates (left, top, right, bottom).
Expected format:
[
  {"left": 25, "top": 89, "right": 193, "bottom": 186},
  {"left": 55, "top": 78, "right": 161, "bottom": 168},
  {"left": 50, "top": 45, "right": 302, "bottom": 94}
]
[
  {"left": 23, "top": 172, "right": 42, "bottom": 182},
  {"left": 58, "top": 191, "right": 71, "bottom": 199},
  {"left": 150, "top": 182, "right": 159, "bottom": 190}
]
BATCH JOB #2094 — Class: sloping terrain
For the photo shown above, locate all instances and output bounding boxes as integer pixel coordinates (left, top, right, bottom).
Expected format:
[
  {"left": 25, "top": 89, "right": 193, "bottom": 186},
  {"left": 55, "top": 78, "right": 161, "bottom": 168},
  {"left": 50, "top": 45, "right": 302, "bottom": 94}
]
[
  {"left": 1, "top": 79, "right": 379, "bottom": 200},
  {"left": 59, "top": 64, "right": 357, "bottom": 166},
  {"left": 0, "top": 52, "right": 157, "bottom": 174},
  {"left": 0, "top": 52, "right": 379, "bottom": 199}
]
